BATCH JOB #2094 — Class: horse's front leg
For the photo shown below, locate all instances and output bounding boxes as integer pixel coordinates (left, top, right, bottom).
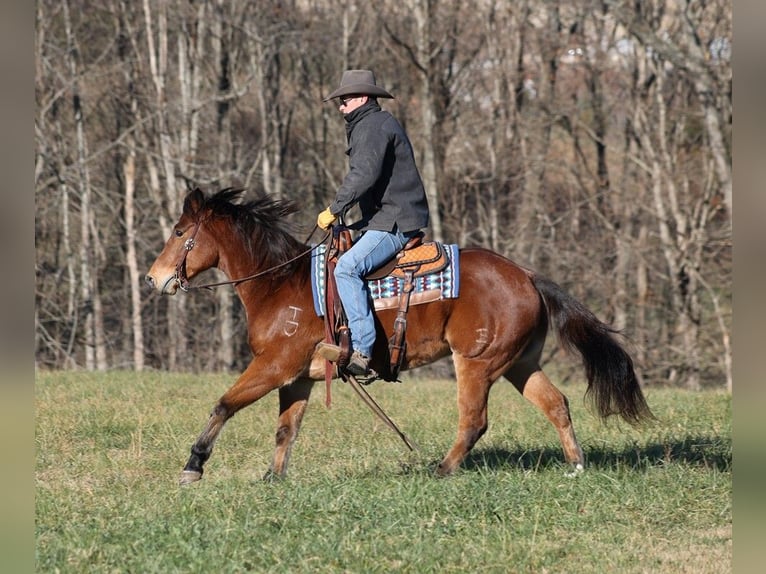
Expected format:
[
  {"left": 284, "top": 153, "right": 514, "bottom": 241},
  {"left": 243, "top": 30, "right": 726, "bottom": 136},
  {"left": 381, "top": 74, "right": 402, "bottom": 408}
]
[
  {"left": 263, "top": 378, "right": 315, "bottom": 481},
  {"left": 179, "top": 359, "right": 282, "bottom": 485}
]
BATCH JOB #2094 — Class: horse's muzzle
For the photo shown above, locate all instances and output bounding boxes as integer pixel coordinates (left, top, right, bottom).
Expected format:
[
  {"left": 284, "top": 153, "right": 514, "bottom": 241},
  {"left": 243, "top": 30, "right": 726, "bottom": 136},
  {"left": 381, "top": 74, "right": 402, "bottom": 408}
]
[{"left": 145, "top": 273, "right": 180, "bottom": 295}]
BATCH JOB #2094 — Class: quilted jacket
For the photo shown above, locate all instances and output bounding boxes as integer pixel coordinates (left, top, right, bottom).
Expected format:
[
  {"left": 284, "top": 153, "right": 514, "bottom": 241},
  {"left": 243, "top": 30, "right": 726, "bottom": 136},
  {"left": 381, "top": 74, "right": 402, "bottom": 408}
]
[{"left": 329, "top": 100, "right": 429, "bottom": 234}]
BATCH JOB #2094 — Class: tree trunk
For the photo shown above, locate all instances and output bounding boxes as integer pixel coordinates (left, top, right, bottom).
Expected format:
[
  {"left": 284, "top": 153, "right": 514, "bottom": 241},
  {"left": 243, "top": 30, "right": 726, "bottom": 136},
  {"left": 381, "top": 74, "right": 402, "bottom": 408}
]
[
  {"left": 177, "top": 0, "right": 207, "bottom": 179},
  {"left": 117, "top": 0, "right": 145, "bottom": 371},
  {"left": 60, "top": 175, "right": 78, "bottom": 369},
  {"left": 214, "top": 0, "right": 234, "bottom": 371},
  {"left": 411, "top": 0, "right": 443, "bottom": 242},
  {"left": 516, "top": 1, "right": 558, "bottom": 263},
  {"left": 64, "top": 0, "right": 100, "bottom": 370},
  {"left": 123, "top": 125, "right": 144, "bottom": 371},
  {"left": 143, "top": 0, "right": 186, "bottom": 369}
]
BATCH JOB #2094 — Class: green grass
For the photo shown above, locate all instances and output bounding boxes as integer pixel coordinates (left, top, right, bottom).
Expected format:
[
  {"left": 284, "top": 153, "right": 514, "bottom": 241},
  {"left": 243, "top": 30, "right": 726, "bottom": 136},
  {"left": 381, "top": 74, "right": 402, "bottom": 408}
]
[{"left": 36, "top": 371, "right": 731, "bottom": 573}]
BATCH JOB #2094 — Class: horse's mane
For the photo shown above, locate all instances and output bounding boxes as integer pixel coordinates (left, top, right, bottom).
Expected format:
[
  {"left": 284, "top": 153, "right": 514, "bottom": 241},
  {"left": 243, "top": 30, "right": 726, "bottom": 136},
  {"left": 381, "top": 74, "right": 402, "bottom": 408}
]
[{"left": 203, "top": 188, "right": 308, "bottom": 277}]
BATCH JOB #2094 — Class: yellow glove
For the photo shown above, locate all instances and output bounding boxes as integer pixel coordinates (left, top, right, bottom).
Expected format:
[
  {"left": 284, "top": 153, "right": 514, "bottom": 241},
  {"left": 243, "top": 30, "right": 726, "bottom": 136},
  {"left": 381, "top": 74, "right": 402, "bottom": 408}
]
[{"left": 317, "top": 207, "right": 337, "bottom": 230}]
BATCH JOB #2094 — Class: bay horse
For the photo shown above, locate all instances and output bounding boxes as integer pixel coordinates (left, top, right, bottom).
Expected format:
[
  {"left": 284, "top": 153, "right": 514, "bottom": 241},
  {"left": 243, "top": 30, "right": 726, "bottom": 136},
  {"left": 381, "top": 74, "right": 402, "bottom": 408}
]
[{"left": 145, "top": 187, "right": 653, "bottom": 484}]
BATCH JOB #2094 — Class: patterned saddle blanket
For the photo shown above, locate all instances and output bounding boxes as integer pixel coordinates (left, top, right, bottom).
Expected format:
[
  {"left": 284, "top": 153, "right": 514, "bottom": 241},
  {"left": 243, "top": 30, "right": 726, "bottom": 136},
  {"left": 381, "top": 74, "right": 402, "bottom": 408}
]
[{"left": 310, "top": 243, "right": 460, "bottom": 317}]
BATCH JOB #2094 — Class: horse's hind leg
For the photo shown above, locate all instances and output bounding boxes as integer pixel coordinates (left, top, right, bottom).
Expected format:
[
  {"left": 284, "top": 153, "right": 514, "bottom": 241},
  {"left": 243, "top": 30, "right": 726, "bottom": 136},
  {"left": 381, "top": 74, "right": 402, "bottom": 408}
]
[
  {"left": 505, "top": 364, "right": 584, "bottom": 472},
  {"left": 263, "top": 378, "right": 314, "bottom": 481},
  {"left": 436, "top": 355, "right": 494, "bottom": 477}
]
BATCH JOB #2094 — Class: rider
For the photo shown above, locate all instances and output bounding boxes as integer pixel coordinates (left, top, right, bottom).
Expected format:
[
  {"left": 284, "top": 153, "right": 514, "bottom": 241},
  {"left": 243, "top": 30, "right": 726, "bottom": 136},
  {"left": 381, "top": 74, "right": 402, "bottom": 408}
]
[{"left": 317, "top": 69, "right": 430, "bottom": 376}]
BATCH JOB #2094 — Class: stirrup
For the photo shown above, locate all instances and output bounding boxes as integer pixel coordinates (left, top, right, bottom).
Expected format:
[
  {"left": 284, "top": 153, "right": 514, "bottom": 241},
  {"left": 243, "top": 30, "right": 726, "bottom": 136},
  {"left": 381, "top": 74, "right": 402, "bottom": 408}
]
[
  {"left": 345, "top": 369, "right": 380, "bottom": 386},
  {"left": 345, "top": 351, "right": 371, "bottom": 377},
  {"left": 316, "top": 342, "right": 342, "bottom": 362}
]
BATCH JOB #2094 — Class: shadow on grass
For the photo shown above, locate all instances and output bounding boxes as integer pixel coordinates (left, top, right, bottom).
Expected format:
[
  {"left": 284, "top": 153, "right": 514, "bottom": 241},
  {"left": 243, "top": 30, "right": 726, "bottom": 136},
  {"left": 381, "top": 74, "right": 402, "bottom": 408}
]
[{"left": 459, "top": 434, "right": 732, "bottom": 473}]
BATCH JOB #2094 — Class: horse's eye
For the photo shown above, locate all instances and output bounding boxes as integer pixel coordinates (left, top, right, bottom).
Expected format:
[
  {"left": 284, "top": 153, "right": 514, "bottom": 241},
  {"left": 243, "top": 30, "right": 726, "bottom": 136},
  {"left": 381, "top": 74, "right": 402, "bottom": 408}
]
[{"left": 174, "top": 229, "right": 183, "bottom": 237}]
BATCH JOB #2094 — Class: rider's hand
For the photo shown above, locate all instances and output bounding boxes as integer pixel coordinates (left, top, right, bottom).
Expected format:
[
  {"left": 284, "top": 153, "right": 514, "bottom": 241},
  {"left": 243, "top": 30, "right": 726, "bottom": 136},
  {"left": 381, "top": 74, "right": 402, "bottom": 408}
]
[{"left": 317, "top": 207, "right": 337, "bottom": 230}]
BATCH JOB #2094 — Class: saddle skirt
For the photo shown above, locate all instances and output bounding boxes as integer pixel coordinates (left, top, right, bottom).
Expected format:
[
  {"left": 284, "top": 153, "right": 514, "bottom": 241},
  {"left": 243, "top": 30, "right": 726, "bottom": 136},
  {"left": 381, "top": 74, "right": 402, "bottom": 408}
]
[{"left": 310, "top": 242, "right": 460, "bottom": 317}]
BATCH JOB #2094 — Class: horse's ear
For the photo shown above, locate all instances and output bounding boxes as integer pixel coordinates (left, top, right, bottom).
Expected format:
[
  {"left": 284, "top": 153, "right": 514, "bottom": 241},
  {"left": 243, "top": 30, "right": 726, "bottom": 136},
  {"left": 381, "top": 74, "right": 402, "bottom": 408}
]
[{"left": 183, "top": 188, "right": 205, "bottom": 216}]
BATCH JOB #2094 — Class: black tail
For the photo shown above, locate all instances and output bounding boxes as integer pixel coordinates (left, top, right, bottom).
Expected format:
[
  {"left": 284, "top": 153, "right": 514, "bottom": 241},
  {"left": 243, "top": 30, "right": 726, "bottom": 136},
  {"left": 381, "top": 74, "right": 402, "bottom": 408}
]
[{"left": 532, "top": 276, "right": 654, "bottom": 425}]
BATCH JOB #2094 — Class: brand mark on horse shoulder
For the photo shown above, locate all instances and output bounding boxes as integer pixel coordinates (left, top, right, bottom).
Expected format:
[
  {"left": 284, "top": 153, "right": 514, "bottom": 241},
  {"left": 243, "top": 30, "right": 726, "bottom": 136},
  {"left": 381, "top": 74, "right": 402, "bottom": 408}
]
[
  {"left": 284, "top": 306, "right": 302, "bottom": 336},
  {"left": 475, "top": 328, "right": 489, "bottom": 345}
]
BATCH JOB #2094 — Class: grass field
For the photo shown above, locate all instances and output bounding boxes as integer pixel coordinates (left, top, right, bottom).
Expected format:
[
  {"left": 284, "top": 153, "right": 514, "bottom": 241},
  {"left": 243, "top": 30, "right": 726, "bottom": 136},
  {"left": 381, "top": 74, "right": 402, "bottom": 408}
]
[{"left": 36, "top": 370, "right": 731, "bottom": 573}]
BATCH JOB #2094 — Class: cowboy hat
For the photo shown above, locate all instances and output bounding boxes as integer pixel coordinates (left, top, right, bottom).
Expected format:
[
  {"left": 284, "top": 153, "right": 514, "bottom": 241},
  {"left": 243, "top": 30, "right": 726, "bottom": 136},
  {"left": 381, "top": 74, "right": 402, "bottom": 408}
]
[{"left": 323, "top": 69, "right": 394, "bottom": 101}]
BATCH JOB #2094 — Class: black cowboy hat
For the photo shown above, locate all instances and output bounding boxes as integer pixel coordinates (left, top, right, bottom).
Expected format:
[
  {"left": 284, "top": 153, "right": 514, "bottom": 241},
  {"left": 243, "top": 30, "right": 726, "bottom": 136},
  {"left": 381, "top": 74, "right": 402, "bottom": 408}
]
[{"left": 323, "top": 69, "right": 394, "bottom": 101}]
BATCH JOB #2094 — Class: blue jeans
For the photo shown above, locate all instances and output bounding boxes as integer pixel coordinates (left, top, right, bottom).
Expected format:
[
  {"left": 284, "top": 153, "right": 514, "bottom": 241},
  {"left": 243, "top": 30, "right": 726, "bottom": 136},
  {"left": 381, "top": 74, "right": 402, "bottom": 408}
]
[{"left": 333, "top": 228, "right": 417, "bottom": 357}]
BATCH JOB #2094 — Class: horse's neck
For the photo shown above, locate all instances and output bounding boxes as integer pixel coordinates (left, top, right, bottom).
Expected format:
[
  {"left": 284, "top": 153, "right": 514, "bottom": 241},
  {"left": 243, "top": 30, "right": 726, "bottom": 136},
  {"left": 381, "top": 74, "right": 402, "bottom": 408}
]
[
  {"left": 216, "top": 248, "right": 251, "bottom": 285},
  {"left": 215, "top": 231, "right": 265, "bottom": 281},
  {"left": 217, "top": 235, "right": 308, "bottom": 295},
  {"left": 233, "top": 250, "right": 314, "bottom": 334}
]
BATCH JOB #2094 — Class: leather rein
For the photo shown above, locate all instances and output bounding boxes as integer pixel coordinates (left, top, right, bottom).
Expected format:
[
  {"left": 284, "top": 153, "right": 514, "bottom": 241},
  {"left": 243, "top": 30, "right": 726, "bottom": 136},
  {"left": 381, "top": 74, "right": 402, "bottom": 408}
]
[{"left": 173, "top": 219, "right": 328, "bottom": 292}]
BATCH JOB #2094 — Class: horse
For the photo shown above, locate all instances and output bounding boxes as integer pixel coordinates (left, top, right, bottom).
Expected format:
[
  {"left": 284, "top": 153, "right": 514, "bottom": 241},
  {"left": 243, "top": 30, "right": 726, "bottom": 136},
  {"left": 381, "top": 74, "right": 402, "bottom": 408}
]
[{"left": 145, "top": 187, "right": 653, "bottom": 484}]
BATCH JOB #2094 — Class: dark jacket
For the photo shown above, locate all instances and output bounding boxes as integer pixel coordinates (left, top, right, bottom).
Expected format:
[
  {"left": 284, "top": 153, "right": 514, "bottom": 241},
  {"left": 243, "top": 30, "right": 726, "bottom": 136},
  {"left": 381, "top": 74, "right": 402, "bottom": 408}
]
[{"left": 329, "top": 101, "right": 429, "bottom": 234}]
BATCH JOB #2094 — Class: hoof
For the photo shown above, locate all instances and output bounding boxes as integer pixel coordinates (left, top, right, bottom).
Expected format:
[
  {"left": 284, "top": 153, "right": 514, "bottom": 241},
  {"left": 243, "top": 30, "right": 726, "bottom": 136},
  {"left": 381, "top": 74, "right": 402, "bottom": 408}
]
[
  {"left": 262, "top": 469, "right": 285, "bottom": 482},
  {"left": 565, "top": 463, "right": 584, "bottom": 478},
  {"left": 434, "top": 463, "right": 453, "bottom": 478},
  {"left": 179, "top": 470, "right": 203, "bottom": 485}
]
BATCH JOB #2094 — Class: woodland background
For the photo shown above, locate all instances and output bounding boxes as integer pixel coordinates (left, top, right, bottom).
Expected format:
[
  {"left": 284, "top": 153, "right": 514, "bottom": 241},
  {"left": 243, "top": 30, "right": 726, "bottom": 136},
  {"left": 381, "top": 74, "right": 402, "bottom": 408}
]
[{"left": 34, "top": 0, "right": 732, "bottom": 390}]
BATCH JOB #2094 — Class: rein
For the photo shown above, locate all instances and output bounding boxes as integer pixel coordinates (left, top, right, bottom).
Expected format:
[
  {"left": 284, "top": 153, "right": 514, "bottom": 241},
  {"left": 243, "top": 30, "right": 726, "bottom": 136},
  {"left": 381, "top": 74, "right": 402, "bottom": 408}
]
[
  {"left": 175, "top": 223, "right": 329, "bottom": 292},
  {"left": 344, "top": 373, "right": 417, "bottom": 451}
]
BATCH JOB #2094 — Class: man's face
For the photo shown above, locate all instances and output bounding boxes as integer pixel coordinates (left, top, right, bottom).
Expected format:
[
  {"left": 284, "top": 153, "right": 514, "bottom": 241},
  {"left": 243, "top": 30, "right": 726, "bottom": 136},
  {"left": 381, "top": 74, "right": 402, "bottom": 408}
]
[{"left": 337, "top": 95, "right": 368, "bottom": 114}]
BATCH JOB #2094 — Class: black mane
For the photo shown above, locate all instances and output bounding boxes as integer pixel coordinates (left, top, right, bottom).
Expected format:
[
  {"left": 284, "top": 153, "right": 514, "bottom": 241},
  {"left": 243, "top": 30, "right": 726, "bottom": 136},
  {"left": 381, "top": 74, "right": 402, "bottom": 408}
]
[{"left": 204, "top": 188, "right": 309, "bottom": 277}]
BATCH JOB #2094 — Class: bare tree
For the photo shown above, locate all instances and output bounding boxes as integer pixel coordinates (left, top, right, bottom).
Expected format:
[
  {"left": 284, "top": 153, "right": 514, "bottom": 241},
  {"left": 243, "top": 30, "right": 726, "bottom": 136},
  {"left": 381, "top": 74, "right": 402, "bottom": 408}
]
[
  {"left": 382, "top": 0, "right": 484, "bottom": 242},
  {"left": 116, "top": 0, "right": 144, "bottom": 370},
  {"left": 244, "top": 2, "right": 296, "bottom": 198},
  {"left": 619, "top": 0, "right": 730, "bottom": 388},
  {"left": 64, "top": 0, "right": 108, "bottom": 370},
  {"left": 608, "top": 0, "right": 731, "bottom": 220},
  {"left": 212, "top": 0, "right": 236, "bottom": 370},
  {"left": 141, "top": 0, "right": 190, "bottom": 369}
]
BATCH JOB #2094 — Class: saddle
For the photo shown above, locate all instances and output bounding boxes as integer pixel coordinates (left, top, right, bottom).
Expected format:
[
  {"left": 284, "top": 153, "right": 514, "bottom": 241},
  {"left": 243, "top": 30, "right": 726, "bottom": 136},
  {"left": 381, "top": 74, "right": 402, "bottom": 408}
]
[
  {"left": 322, "top": 226, "right": 449, "bottom": 387},
  {"left": 365, "top": 232, "right": 449, "bottom": 280}
]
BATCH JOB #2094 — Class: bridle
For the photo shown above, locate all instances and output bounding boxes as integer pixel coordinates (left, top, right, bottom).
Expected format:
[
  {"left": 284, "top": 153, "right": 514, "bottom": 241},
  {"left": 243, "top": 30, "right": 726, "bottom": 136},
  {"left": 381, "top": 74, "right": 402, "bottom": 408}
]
[
  {"left": 173, "top": 218, "right": 328, "bottom": 292},
  {"left": 174, "top": 220, "right": 202, "bottom": 291}
]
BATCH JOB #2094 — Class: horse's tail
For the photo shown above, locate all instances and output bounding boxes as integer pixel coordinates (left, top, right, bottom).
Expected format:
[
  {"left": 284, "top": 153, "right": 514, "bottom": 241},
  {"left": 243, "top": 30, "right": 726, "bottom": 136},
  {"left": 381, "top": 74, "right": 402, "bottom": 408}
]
[{"left": 531, "top": 275, "right": 654, "bottom": 425}]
